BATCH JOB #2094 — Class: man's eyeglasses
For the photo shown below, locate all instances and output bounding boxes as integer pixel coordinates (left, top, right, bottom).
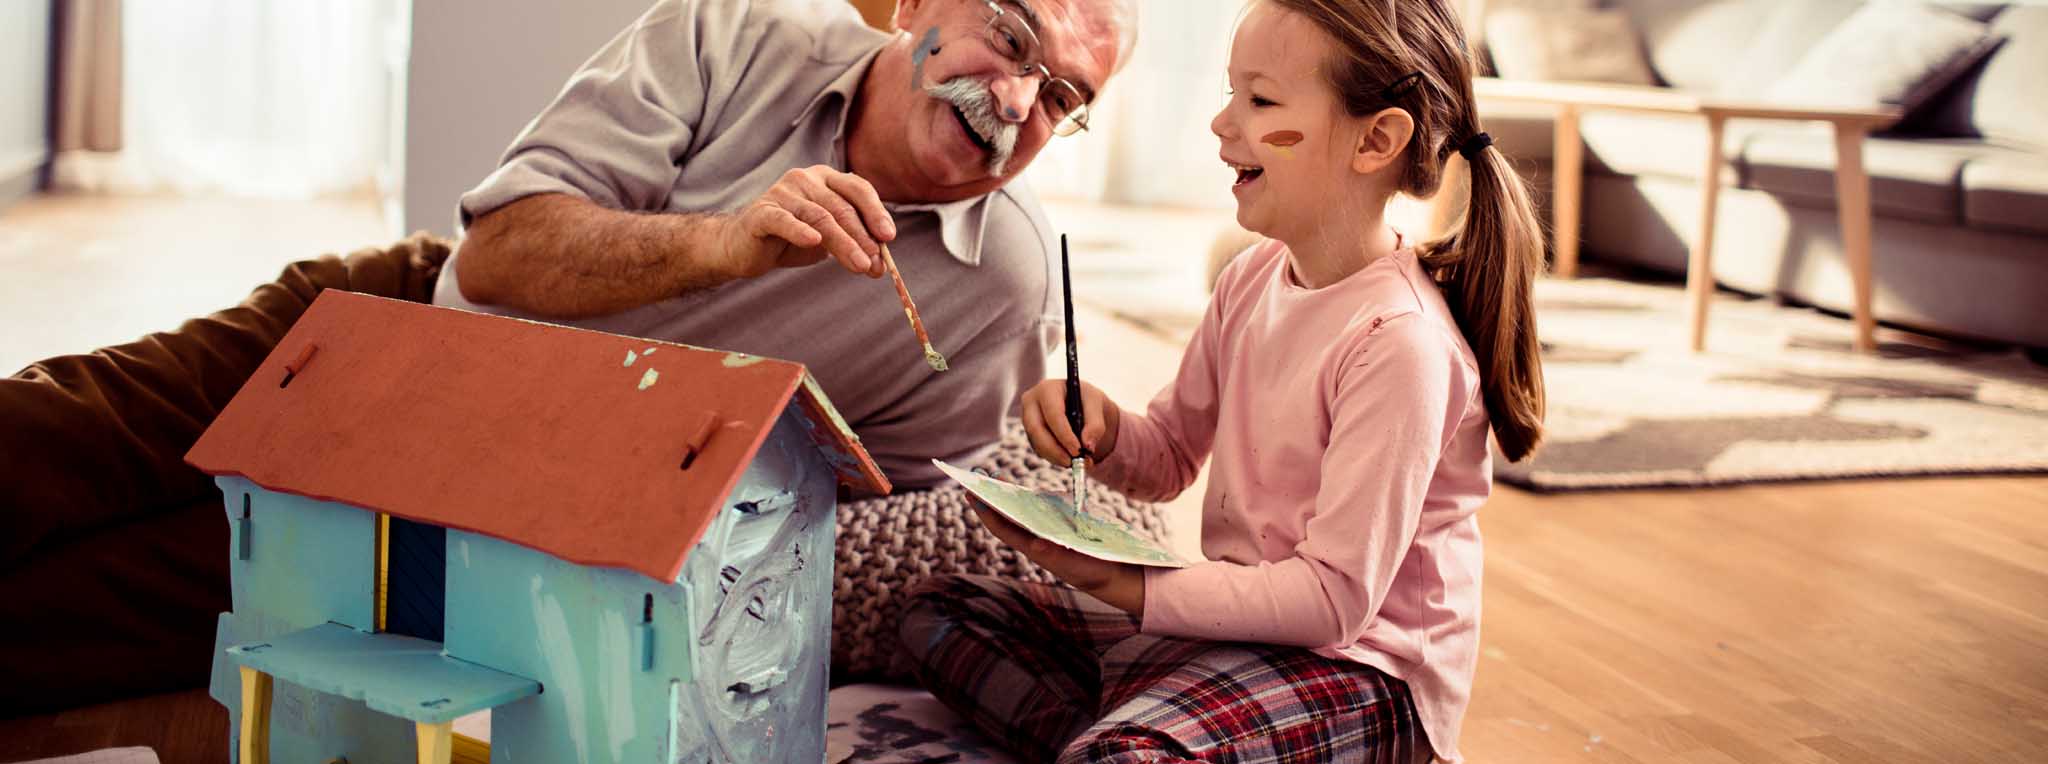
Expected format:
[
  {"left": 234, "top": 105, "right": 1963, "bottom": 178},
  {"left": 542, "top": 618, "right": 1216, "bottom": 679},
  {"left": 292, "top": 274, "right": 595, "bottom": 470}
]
[{"left": 977, "top": 0, "right": 1093, "bottom": 137}]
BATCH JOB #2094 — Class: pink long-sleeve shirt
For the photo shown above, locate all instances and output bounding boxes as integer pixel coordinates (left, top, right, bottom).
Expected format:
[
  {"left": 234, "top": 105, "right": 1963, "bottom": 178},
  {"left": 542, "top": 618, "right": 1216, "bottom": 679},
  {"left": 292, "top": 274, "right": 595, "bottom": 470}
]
[{"left": 1092, "top": 238, "right": 1491, "bottom": 762}]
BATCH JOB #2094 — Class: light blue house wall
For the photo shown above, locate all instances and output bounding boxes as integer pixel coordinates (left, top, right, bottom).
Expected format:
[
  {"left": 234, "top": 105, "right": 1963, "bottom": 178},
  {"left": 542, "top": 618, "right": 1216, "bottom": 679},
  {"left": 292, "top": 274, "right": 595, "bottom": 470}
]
[
  {"left": 211, "top": 477, "right": 416, "bottom": 764},
  {"left": 221, "top": 477, "right": 377, "bottom": 631},
  {"left": 443, "top": 405, "right": 840, "bottom": 763}
]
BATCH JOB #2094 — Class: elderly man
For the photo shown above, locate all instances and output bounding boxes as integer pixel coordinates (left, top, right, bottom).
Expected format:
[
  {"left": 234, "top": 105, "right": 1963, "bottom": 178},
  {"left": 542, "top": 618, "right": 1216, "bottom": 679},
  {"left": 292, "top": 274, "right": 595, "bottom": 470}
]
[{"left": 438, "top": 0, "right": 1137, "bottom": 488}]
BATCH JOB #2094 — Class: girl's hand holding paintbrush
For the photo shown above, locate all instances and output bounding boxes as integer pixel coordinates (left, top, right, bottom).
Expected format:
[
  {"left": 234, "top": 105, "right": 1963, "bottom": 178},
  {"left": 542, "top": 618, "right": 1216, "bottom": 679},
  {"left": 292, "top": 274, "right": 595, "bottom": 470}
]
[{"left": 1020, "top": 378, "right": 1121, "bottom": 467}]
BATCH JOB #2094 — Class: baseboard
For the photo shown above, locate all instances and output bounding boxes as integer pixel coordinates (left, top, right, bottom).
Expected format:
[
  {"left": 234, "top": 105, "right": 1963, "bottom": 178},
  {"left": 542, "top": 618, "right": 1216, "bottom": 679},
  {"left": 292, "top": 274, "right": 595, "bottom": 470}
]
[{"left": 0, "top": 148, "right": 49, "bottom": 210}]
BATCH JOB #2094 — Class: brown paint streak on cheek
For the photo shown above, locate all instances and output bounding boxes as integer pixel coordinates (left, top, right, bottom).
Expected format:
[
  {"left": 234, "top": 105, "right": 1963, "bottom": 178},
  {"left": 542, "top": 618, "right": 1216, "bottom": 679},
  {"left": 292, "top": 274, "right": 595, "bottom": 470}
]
[{"left": 1260, "top": 130, "right": 1304, "bottom": 148}]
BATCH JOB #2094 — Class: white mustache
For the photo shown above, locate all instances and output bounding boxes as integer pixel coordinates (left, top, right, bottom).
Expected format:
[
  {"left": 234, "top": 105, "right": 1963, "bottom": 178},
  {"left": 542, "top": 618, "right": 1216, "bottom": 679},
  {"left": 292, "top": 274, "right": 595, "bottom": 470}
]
[{"left": 926, "top": 77, "right": 1020, "bottom": 177}]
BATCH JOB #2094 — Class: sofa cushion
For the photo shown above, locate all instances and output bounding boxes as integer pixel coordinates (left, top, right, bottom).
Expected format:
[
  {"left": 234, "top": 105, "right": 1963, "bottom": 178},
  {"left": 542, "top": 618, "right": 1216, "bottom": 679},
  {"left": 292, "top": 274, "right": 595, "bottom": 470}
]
[
  {"left": 1623, "top": 0, "right": 1777, "bottom": 92},
  {"left": 1961, "top": 151, "right": 2048, "bottom": 235},
  {"left": 1741, "top": 131, "right": 1993, "bottom": 223},
  {"left": 1484, "top": 8, "right": 1657, "bottom": 85},
  {"left": 1971, "top": 7, "right": 2048, "bottom": 150},
  {"left": 1720, "top": 0, "right": 1863, "bottom": 98},
  {"left": 1765, "top": 3, "right": 2005, "bottom": 118}
]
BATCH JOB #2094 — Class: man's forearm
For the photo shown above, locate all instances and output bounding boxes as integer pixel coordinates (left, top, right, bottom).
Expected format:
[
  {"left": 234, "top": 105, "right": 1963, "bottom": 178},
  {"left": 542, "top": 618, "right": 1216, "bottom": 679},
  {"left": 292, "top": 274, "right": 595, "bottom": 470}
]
[{"left": 455, "top": 194, "right": 736, "bottom": 318}]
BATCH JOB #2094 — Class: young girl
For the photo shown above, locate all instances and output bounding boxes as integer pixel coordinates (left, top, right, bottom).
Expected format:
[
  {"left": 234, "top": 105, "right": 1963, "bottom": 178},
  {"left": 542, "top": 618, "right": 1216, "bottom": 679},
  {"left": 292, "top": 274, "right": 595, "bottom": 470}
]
[{"left": 900, "top": 1, "right": 1544, "bottom": 761}]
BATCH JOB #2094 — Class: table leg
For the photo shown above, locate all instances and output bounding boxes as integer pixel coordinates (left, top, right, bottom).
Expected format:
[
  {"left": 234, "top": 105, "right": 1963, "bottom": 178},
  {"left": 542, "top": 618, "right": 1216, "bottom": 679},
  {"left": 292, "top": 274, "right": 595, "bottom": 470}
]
[
  {"left": 1832, "top": 124, "right": 1878, "bottom": 352},
  {"left": 238, "top": 667, "right": 273, "bottom": 764},
  {"left": 1688, "top": 115, "right": 1728, "bottom": 352},
  {"left": 1552, "top": 104, "right": 1584, "bottom": 279},
  {"left": 418, "top": 720, "right": 454, "bottom": 764}
]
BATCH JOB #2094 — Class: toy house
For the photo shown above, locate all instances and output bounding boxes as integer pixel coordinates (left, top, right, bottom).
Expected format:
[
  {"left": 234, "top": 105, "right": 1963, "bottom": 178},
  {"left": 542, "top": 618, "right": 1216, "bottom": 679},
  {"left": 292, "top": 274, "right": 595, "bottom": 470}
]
[{"left": 185, "top": 290, "right": 890, "bottom": 764}]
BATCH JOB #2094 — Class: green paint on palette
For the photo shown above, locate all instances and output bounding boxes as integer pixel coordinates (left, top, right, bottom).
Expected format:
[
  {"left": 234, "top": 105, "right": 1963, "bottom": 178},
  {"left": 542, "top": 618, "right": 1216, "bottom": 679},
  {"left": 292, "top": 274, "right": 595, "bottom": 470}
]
[{"left": 932, "top": 460, "right": 1189, "bottom": 568}]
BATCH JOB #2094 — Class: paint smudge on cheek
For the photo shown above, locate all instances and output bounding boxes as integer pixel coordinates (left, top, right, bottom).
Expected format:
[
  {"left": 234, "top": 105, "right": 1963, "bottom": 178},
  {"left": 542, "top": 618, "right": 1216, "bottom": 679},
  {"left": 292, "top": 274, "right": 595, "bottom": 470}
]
[
  {"left": 910, "top": 27, "right": 941, "bottom": 91},
  {"left": 1261, "top": 130, "right": 1304, "bottom": 160}
]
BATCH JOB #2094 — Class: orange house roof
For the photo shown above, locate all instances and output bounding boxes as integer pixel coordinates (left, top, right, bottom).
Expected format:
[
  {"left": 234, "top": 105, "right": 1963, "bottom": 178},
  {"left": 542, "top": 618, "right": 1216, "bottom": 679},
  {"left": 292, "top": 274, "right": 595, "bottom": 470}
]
[{"left": 186, "top": 291, "right": 888, "bottom": 583}]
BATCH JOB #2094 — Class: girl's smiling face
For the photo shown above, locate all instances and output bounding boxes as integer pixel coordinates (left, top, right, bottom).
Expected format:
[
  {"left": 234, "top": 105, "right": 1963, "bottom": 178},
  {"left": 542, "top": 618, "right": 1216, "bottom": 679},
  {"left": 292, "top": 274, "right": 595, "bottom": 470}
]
[{"left": 1212, "top": 2, "right": 1364, "bottom": 243}]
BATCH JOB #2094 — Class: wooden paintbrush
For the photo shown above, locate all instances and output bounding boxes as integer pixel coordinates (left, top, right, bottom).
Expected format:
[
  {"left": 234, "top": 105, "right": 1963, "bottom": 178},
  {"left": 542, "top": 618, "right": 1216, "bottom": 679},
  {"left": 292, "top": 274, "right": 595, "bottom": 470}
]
[
  {"left": 879, "top": 244, "right": 948, "bottom": 372},
  {"left": 1061, "top": 234, "right": 1089, "bottom": 523}
]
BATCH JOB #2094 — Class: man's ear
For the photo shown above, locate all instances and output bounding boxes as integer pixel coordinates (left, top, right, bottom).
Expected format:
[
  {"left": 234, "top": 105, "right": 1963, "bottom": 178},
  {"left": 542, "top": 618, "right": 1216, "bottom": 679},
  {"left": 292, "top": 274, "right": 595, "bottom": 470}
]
[
  {"left": 892, "top": 0, "right": 930, "bottom": 32},
  {"left": 1351, "top": 107, "right": 1416, "bottom": 175}
]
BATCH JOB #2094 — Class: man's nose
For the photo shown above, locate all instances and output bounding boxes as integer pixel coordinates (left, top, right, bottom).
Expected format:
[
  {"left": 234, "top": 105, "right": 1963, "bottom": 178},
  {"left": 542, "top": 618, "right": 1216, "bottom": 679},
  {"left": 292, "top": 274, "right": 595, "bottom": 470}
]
[{"left": 988, "top": 75, "right": 1042, "bottom": 124}]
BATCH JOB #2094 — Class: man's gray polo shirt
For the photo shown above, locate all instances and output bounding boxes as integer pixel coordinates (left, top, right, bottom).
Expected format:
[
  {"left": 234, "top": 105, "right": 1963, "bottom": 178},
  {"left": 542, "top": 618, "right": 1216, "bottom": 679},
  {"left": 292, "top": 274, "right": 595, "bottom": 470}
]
[{"left": 433, "top": 0, "right": 1063, "bottom": 488}]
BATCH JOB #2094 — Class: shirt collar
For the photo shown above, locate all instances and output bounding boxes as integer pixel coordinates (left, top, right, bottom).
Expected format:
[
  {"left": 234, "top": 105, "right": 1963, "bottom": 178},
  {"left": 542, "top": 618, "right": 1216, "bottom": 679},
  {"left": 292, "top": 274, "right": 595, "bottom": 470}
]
[{"left": 793, "top": 46, "right": 993, "bottom": 268}]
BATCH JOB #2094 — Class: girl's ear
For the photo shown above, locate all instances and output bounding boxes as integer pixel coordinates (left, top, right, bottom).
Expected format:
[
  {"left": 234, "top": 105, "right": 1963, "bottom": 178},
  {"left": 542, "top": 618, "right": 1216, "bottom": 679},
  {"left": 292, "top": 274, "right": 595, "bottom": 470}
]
[{"left": 1351, "top": 107, "right": 1416, "bottom": 175}]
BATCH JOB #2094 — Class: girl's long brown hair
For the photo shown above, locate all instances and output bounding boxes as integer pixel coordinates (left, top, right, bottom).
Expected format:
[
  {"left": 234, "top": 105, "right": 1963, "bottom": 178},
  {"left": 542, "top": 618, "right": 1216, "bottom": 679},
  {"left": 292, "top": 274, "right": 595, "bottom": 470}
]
[{"left": 1271, "top": 0, "right": 1546, "bottom": 461}]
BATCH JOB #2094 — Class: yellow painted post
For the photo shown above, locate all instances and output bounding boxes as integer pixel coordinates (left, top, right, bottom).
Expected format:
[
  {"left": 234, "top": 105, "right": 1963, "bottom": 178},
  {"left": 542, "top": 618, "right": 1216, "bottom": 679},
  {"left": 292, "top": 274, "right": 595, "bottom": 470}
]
[
  {"left": 417, "top": 721, "right": 454, "bottom": 764},
  {"left": 238, "top": 667, "right": 274, "bottom": 764},
  {"left": 376, "top": 513, "right": 391, "bottom": 631}
]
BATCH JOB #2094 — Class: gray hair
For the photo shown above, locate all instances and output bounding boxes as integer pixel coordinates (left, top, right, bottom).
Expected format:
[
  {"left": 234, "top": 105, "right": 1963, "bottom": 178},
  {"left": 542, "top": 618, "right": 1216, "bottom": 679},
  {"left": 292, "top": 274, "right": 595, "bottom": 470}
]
[{"left": 1105, "top": 0, "right": 1139, "bottom": 75}]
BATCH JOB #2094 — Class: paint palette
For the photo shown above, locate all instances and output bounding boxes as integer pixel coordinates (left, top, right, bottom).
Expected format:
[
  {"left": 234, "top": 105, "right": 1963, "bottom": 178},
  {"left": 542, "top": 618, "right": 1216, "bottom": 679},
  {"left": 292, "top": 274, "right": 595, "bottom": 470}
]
[{"left": 933, "top": 460, "right": 1190, "bottom": 568}]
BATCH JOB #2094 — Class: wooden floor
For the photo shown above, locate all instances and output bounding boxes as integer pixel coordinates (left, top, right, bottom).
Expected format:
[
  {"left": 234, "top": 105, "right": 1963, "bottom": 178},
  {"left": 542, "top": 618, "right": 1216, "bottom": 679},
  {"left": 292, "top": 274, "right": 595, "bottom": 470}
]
[
  {"left": 1465, "top": 475, "right": 2048, "bottom": 763},
  {"left": 2, "top": 194, "right": 2043, "bottom": 763}
]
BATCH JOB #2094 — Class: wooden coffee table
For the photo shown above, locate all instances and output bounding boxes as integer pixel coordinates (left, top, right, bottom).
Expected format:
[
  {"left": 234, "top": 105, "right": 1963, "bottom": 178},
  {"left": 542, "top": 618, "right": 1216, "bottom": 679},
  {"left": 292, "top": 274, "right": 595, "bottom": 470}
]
[{"left": 1473, "top": 78, "right": 1900, "bottom": 352}]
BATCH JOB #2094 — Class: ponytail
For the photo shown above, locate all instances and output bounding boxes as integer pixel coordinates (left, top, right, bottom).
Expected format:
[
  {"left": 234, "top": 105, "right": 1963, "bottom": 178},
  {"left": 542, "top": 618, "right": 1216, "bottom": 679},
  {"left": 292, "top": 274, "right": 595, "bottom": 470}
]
[{"left": 1420, "top": 143, "right": 1546, "bottom": 462}]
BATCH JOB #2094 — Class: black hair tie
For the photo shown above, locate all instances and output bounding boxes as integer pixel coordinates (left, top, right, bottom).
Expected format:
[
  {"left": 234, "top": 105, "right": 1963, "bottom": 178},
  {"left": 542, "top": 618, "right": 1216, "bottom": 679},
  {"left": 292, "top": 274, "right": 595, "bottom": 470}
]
[{"left": 1458, "top": 132, "right": 1494, "bottom": 161}]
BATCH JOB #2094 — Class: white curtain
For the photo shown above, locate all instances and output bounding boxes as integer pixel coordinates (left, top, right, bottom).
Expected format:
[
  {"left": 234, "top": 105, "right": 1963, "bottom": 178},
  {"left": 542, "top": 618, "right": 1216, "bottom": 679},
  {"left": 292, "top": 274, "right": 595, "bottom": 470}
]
[
  {"left": 55, "top": 1, "right": 405, "bottom": 199},
  {"left": 1025, "top": 0, "right": 1244, "bottom": 209}
]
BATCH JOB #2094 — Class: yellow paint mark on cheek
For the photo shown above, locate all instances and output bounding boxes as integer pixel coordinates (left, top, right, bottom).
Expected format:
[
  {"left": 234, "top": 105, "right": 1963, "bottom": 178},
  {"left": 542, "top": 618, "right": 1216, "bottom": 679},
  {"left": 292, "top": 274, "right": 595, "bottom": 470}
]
[{"left": 1261, "top": 130, "right": 1303, "bottom": 160}]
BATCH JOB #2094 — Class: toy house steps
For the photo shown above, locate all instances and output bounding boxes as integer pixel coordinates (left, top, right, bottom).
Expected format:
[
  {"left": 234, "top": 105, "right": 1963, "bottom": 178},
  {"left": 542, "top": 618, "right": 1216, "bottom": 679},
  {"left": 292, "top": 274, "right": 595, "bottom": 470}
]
[{"left": 225, "top": 623, "right": 541, "bottom": 725}]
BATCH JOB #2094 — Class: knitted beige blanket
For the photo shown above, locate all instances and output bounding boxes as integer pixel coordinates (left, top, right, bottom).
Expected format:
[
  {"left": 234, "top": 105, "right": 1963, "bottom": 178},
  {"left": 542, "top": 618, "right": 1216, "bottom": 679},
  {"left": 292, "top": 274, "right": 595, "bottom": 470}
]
[{"left": 832, "top": 420, "right": 1171, "bottom": 681}]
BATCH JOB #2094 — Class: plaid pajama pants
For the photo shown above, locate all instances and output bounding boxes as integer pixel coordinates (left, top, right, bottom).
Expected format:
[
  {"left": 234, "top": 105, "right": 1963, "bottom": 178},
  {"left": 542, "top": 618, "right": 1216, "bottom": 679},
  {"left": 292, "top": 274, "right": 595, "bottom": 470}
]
[{"left": 900, "top": 574, "right": 1434, "bottom": 764}]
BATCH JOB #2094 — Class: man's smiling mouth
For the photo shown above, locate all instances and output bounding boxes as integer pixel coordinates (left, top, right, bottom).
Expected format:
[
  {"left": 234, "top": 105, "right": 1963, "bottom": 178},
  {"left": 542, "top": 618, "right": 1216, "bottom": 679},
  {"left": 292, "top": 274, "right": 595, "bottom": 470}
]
[{"left": 953, "top": 104, "right": 996, "bottom": 154}]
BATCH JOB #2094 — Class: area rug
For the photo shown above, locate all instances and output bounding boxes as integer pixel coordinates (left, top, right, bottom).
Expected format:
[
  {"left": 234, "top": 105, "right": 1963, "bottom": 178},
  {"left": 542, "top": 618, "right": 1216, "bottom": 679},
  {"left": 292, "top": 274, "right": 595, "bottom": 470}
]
[{"left": 1086, "top": 274, "right": 2048, "bottom": 492}]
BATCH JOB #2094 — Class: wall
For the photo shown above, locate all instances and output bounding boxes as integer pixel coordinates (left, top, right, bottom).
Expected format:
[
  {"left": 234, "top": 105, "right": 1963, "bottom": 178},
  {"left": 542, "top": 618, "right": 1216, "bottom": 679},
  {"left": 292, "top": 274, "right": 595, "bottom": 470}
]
[
  {"left": 401, "top": 0, "right": 652, "bottom": 237},
  {"left": 1, "top": 0, "right": 52, "bottom": 208}
]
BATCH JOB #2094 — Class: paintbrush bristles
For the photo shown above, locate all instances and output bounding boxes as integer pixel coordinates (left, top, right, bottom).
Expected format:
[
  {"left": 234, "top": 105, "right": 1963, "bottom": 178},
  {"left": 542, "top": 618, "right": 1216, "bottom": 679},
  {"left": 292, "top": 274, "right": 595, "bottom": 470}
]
[{"left": 880, "top": 245, "right": 947, "bottom": 373}]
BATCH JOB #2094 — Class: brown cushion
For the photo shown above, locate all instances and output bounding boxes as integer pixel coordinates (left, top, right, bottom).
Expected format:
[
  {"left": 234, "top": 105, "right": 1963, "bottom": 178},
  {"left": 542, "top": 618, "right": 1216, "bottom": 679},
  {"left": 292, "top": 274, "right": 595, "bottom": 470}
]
[
  {"left": 831, "top": 419, "right": 1169, "bottom": 683},
  {"left": 1962, "top": 152, "right": 2048, "bottom": 235},
  {"left": 0, "top": 233, "right": 450, "bottom": 715}
]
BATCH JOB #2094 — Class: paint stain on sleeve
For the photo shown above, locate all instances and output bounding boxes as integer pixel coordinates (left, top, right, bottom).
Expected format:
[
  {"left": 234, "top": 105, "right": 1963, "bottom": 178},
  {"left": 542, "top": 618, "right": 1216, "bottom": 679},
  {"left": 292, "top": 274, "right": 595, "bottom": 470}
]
[
  {"left": 637, "top": 368, "right": 660, "bottom": 391},
  {"left": 623, "top": 350, "right": 638, "bottom": 367}
]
